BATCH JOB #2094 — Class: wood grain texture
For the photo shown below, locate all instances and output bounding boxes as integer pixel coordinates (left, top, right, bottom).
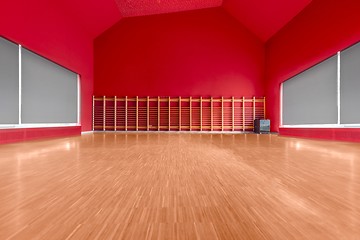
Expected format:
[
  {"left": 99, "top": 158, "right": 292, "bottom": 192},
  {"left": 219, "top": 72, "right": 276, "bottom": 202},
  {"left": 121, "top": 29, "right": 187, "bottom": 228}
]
[
  {"left": 93, "top": 96, "right": 265, "bottom": 132},
  {"left": 0, "top": 133, "right": 360, "bottom": 239}
]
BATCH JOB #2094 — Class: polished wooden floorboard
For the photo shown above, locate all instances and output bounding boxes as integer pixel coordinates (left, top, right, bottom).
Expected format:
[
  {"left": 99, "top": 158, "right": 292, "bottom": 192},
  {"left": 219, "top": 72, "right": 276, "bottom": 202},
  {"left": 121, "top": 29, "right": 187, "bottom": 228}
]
[{"left": 0, "top": 133, "right": 360, "bottom": 239}]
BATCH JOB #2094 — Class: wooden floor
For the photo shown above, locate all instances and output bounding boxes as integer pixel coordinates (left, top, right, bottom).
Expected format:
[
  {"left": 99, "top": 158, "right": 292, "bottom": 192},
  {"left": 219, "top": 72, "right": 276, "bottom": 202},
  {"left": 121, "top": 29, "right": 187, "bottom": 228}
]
[{"left": 0, "top": 133, "right": 360, "bottom": 239}]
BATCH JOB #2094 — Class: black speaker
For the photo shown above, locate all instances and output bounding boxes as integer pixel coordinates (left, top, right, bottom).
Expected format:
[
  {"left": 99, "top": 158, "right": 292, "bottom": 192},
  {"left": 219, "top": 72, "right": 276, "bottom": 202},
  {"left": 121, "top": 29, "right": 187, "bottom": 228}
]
[{"left": 254, "top": 119, "right": 270, "bottom": 133}]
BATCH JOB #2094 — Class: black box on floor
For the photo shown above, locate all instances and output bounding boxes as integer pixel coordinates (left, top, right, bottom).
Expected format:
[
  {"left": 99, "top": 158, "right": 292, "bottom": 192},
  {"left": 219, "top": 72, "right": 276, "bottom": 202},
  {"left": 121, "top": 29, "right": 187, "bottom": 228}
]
[{"left": 254, "top": 119, "right": 270, "bottom": 133}]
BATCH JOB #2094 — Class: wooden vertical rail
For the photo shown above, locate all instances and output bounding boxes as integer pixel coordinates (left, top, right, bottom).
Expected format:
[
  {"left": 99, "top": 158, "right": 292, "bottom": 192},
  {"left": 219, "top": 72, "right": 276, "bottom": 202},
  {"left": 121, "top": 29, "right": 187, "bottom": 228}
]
[
  {"left": 125, "top": 96, "right": 128, "bottom": 131},
  {"left": 179, "top": 97, "right": 181, "bottom": 131},
  {"left": 263, "top": 97, "right": 266, "bottom": 119},
  {"left": 92, "top": 96, "right": 95, "bottom": 131},
  {"left": 221, "top": 97, "right": 224, "bottom": 131},
  {"left": 147, "top": 96, "right": 149, "bottom": 131},
  {"left": 103, "top": 96, "right": 106, "bottom": 131},
  {"left": 136, "top": 96, "right": 138, "bottom": 131},
  {"left": 210, "top": 97, "right": 213, "bottom": 131},
  {"left": 232, "top": 96, "right": 235, "bottom": 131},
  {"left": 253, "top": 96, "right": 256, "bottom": 125},
  {"left": 189, "top": 97, "right": 192, "bottom": 131},
  {"left": 158, "top": 96, "right": 160, "bottom": 131},
  {"left": 168, "top": 96, "right": 171, "bottom": 131},
  {"left": 114, "top": 96, "right": 117, "bottom": 131},
  {"left": 200, "top": 97, "right": 202, "bottom": 131},
  {"left": 94, "top": 95, "right": 266, "bottom": 132},
  {"left": 242, "top": 96, "right": 245, "bottom": 131}
]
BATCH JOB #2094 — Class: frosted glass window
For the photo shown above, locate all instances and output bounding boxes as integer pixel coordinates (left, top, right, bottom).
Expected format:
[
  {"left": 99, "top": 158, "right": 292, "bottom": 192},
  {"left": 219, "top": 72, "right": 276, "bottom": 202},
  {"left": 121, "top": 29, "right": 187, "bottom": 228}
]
[
  {"left": 21, "top": 48, "right": 78, "bottom": 123},
  {"left": 340, "top": 42, "right": 360, "bottom": 124},
  {"left": 0, "top": 38, "right": 19, "bottom": 124},
  {"left": 282, "top": 55, "right": 338, "bottom": 125}
]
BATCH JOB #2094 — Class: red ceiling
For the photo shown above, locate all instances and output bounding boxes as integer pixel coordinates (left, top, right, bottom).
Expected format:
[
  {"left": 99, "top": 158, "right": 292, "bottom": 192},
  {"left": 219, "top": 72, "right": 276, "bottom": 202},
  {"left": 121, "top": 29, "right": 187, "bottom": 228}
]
[
  {"left": 223, "top": 0, "right": 312, "bottom": 41},
  {"left": 53, "top": 0, "right": 122, "bottom": 38},
  {"left": 22, "top": 0, "right": 312, "bottom": 41},
  {"left": 115, "top": 0, "right": 222, "bottom": 17}
]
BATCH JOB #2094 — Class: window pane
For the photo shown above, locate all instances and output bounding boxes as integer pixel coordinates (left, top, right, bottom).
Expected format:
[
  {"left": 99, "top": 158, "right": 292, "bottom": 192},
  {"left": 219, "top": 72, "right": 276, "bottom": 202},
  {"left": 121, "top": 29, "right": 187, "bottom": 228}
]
[
  {"left": 283, "top": 55, "right": 338, "bottom": 125},
  {"left": 340, "top": 42, "right": 360, "bottom": 124},
  {"left": 21, "top": 48, "right": 78, "bottom": 124},
  {"left": 0, "top": 37, "right": 19, "bottom": 124}
]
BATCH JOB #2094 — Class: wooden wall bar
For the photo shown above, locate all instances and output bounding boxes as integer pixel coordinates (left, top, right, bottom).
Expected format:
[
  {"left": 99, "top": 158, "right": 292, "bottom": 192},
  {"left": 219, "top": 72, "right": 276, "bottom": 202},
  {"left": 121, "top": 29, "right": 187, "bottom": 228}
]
[{"left": 93, "top": 96, "right": 266, "bottom": 132}]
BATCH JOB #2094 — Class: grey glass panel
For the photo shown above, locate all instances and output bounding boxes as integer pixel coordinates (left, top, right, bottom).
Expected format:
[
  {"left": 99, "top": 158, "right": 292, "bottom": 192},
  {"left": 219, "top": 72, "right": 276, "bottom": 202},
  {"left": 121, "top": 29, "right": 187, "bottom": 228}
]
[
  {"left": 21, "top": 48, "right": 77, "bottom": 123},
  {"left": 340, "top": 42, "right": 360, "bottom": 124},
  {"left": 0, "top": 37, "right": 19, "bottom": 124},
  {"left": 283, "top": 55, "right": 338, "bottom": 125}
]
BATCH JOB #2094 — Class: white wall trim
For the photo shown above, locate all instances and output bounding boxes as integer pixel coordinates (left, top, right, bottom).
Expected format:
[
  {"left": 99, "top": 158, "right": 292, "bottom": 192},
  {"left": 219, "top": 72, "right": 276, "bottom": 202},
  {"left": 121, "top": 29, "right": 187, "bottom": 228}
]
[
  {"left": 337, "top": 51, "right": 341, "bottom": 124},
  {"left": 0, "top": 123, "right": 79, "bottom": 129},
  {"left": 280, "top": 83, "right": 283, "bottom": 126},
  {"left": 18, "top": 45, "right": 22, "bottom": 124}
]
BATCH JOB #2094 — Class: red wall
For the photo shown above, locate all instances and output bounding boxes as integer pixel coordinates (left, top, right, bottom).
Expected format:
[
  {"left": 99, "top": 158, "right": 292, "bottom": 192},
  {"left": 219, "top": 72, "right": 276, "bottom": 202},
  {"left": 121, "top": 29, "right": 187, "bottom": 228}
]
[
  {"left": 266, "top": 0, "right": 360, "bottom": 141},
  {"left": 279, "top": 128, "right": 360, "bottom": 143},
  {"left": 0, "top": 0, "right": 94, "bottom": 143},
  {"left": 94, "top": 8, "right": 265, "bottom": 98},
  {"left": 0, "top": 127, "right": 81, "bottom": 145}
]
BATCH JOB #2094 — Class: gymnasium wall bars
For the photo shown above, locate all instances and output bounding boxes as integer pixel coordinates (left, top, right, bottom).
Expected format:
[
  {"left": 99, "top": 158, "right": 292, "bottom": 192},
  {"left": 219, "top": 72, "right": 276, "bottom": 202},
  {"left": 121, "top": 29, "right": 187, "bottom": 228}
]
[{"left": 93, "top": 96, "right": 265, "bottom": 132}]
